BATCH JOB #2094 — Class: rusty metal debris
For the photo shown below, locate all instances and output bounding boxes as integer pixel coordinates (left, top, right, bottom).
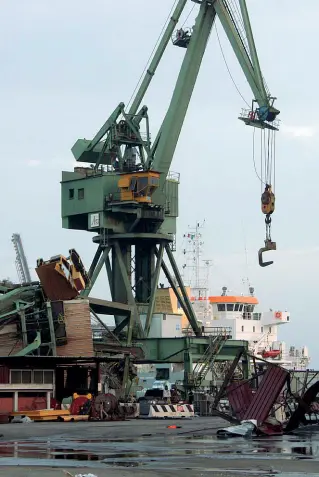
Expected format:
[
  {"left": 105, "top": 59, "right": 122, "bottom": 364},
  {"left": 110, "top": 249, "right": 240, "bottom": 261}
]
[{"left": 211, "top": 354, "right": 319, "bottom": 437}]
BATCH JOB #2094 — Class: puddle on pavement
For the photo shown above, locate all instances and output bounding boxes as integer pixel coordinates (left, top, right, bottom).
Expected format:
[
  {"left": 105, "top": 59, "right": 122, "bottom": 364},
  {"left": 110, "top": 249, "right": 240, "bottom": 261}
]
[{"left": 0, "top": 434, "right": 319, "bottom": 465}]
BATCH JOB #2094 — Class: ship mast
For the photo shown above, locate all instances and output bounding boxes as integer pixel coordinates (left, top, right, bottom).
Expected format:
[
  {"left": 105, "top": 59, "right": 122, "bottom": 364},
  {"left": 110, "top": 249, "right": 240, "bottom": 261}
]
[{"left": 181, "top": 220, "right": 212, "bottom": 300}]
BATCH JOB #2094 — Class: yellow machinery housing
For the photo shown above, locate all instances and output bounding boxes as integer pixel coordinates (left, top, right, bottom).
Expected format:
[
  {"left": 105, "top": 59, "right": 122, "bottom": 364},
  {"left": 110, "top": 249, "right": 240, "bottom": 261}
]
[
  {"left": 118, "top": 171, "right": 160, "bottom": 203},
  {"left": 261, "top": 185, "right": 275, "bottom": 215}
]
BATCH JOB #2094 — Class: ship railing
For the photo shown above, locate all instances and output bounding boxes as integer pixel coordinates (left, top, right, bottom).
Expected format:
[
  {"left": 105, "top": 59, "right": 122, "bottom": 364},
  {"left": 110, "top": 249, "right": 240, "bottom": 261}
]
[
  {"left": 167, "top": 171, "right": 180, "bottom": 182},
  {"left": 182, "top": 326, "right": 232, "bottom": 339}
]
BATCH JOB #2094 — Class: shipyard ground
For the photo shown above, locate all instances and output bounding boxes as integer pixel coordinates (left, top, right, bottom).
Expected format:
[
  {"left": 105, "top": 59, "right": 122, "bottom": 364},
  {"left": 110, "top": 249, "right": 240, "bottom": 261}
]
[{"left": 0, "top": 417, "right": 317, "bottom": 476}]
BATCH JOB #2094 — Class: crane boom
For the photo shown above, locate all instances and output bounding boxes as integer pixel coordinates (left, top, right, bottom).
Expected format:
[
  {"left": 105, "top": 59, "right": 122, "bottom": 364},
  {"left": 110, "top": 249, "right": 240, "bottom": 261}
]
[
  {"left": 148, "top": 1, "right": 216, "bottom": 178},
  {"left": 150, "top": 0, "right": 278, "bottom": 180},
  {"left": 128, "top": 0, "right": 188, "bottom": 117},
  {"left": 62, "top": 0, "right": 281, "bottom": 342}
]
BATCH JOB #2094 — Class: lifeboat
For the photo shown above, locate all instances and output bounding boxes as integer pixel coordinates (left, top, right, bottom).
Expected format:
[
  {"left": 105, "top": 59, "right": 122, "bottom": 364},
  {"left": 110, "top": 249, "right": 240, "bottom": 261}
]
[{"left": 261, "top": 350, "right": 281, "bottom": 359}]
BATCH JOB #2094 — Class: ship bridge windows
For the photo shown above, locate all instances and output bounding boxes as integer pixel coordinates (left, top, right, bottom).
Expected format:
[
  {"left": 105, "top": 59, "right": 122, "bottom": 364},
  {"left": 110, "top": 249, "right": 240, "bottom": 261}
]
[
  {"left": 243, "top": 304, "right": 255, "bottom": 320},
  {"left": 244, "top": 305, "right": 255, "bottom": 312},
  {"left": 218, "top": 303, "right": 247, "bottom": 312},
  {"left": 235, "top": 304, "right": 245, "bottom": 312}
]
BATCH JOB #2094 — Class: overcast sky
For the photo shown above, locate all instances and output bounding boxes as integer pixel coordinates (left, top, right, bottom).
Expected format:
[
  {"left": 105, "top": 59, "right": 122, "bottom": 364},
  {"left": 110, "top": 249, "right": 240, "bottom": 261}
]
[{"left": 1, "top": 1, "right": 319, "bottom": 365}]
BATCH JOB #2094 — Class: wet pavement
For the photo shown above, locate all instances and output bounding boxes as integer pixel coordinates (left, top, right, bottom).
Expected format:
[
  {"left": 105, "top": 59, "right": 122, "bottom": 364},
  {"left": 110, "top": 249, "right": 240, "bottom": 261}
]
[{"left": 0, "top": 417, "right": 318, "bottom": 475}]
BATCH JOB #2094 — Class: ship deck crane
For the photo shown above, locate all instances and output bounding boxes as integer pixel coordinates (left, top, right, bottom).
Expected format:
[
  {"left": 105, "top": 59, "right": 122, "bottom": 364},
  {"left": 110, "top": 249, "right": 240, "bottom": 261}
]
[{"left": 61, "top": 0, "right": 280, "bottom": 345}]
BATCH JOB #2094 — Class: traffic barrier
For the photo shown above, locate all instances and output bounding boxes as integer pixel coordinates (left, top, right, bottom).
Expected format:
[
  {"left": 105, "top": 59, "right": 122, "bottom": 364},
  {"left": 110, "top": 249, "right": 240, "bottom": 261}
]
[{"left": 146, "top": 403, "right": 194, "bottom": 418}]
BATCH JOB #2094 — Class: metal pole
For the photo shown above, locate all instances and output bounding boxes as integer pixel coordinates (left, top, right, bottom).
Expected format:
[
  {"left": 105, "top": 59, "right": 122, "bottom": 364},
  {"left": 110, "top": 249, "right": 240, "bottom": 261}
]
[
  {"left": 82, "top": 247, "right": 110, "bottom": 297},
  {"left": 144, "top": 244, "right": 164, "bottom": 336},
  {"left": 90, "top": 308, "right": 121, "bottom": 345},
  {"left": 113, "top": 242, "right": 144, "bottom": 338},
  {"left": 19, "top": 309, "right": 28, "bottom": 347},
  {"left": 46, "top": 301, "right": 57, "bottom": 356},
  {"left": 88, "top": 245, "right": 103, "bottom": 279},
  {"left": 105, "top": 255, "right": 113, "bottom": 299}
]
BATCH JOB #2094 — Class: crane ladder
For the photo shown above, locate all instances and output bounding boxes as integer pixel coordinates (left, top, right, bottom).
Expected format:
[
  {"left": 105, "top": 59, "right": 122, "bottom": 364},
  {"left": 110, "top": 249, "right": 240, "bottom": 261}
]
[{"left": 193, "top": 333, "right": 226, "bottom": 387}]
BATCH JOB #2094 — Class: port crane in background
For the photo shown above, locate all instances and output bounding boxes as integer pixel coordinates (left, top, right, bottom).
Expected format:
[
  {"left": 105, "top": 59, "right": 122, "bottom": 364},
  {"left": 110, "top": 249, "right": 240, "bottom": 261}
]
[
  {"left": 11, "top": 233, "right": 32, "bottom": 284},
  {"left": 61, "top": 0, "right": 280, "bottom": 345}
]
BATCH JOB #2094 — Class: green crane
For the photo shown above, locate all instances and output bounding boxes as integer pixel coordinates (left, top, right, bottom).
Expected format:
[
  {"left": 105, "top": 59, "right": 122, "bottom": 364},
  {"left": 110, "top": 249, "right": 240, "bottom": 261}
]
[{"left": 61, "top": 0, "right": 280, "bottom": 341}]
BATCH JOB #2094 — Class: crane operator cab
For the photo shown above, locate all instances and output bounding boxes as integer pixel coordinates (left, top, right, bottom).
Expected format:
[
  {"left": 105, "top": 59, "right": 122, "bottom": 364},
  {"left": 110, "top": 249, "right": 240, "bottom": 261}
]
[
  {"left": 117, "top": 171, "right": 160, "bottom": 204},
  {"left": 172, "top": 27, "right": 192, "bottom": 48}
]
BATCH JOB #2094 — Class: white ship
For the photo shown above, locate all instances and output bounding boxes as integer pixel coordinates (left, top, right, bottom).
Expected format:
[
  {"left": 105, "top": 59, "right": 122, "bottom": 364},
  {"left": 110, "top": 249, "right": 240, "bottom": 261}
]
[
  {"left": 187, "top": 287, "right": 309, "bottom": 370},
  {"left": 179, "top": 221, "right": 310, "bottom": 371},
  {"left": 135, "top": 222, "right": 310, "bottom": 394}
]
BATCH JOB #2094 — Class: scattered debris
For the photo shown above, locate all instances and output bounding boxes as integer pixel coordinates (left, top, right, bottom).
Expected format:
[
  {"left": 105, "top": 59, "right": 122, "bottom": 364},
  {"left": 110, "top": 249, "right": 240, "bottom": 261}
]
[
  {"left": 63, "top": 472, "right": 98, "bottom": 477},
  {"left": 217, "top": 419, "right": 257, "bottom": 438},
  {"left": 11, "top": 415, "right": 33, "bottom": 424}
]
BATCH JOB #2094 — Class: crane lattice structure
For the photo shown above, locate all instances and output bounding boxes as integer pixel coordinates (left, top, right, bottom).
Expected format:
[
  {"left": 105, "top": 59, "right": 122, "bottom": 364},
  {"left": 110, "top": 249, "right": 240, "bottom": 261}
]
[
  {"left": 61, "top": 0, "right": 280, "bottom": 344},
  {"left": 11, "top": 233, "right": 31, "bottom": 284}
]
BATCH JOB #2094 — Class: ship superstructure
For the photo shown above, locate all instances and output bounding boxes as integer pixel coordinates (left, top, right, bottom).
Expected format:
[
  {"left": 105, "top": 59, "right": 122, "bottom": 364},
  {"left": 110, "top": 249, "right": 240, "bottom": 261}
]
[
  {"left": 179, "top": 221, "right": 310, "bottom": 370},
  {"left": 135, "top": 223, "right": 310, "bottom": 395}
]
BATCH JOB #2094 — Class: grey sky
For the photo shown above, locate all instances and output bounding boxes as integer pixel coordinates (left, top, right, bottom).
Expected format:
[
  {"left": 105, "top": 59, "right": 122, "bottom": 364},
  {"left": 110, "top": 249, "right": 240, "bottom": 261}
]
[{"left": 1, "top": 1, "right": 318, "bottom": 364}]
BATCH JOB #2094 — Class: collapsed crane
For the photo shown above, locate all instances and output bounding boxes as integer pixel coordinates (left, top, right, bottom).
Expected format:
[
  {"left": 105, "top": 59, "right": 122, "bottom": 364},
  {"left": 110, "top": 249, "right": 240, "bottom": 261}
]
[
  {"left": 11, "top": 233, "right": 32, "bottom": 284},
  {"left": 61, "top": 0, "right": 280, "bottom": 344}
]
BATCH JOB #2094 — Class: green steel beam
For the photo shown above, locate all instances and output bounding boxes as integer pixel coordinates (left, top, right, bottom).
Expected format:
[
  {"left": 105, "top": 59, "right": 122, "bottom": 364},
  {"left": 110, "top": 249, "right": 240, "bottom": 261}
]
[
  {"left": 105, "top": 256, "right": 113, "bottom": 300},
  {"left": 113, "top": 242, "right": 144, "bottom": 338},
  {"left": 88, "top": 246, "right": 103, "bottom": 279},
  {"left": 144, "top": 244, "right": 164, "bottom": 337},
  {"left": 71, "top": 102, "right": 124, "bottom": 164},
  {"left": 19, "top": 309, "right": 27, "bottom": 347},
  {"left": 14, "top": 331, "right": 41, "bottom": 357},
  {"left": 82, "top": 247, "right": 110, "bottom": 298},
  {"left": 237, "top": 0, "right": 265, "bottom": 97},
  {"left": 214, "top": 0, "right": 271, "bottom": 110},
  {"left": 149, "top": 2, "right": 216, "bottom": 177},
  {"left": 85, "top": 103, "right": 124, "bottom": 152},
  {"left": 132, "top": 337, "right": 248, "bottom": 363},
  {"left": 121, "top": 110, "right": 151, "bottom": 163},
  {"left": 46, "top": 301, "right": 57, "bottom": 356},
  {"left": 128, "top": 0, "right": 188, "bottom": 116}
]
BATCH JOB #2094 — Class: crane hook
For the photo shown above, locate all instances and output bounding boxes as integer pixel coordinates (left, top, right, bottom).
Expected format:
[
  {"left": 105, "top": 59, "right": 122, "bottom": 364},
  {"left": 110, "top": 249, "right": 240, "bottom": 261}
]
[{"left": 258, "top": 239, "right": 276, "bottom": 267}]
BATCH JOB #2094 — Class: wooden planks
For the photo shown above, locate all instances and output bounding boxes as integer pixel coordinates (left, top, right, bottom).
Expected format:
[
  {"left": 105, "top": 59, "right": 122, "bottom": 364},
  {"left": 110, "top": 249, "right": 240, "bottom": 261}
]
[{"left": 56, "top": 300, "right": 94, "bottom": 357}]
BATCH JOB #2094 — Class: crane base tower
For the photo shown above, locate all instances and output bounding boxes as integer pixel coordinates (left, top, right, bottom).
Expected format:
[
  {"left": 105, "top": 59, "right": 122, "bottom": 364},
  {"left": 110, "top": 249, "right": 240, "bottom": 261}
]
[{"left": 61, "top": 166, "right": 200, "bottom": 339}]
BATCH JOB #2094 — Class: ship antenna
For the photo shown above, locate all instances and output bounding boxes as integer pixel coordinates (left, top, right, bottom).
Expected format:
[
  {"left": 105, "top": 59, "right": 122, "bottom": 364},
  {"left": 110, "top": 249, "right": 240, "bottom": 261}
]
[{"left": 241, "top": 219, "right": 251, "bottom": 293}]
